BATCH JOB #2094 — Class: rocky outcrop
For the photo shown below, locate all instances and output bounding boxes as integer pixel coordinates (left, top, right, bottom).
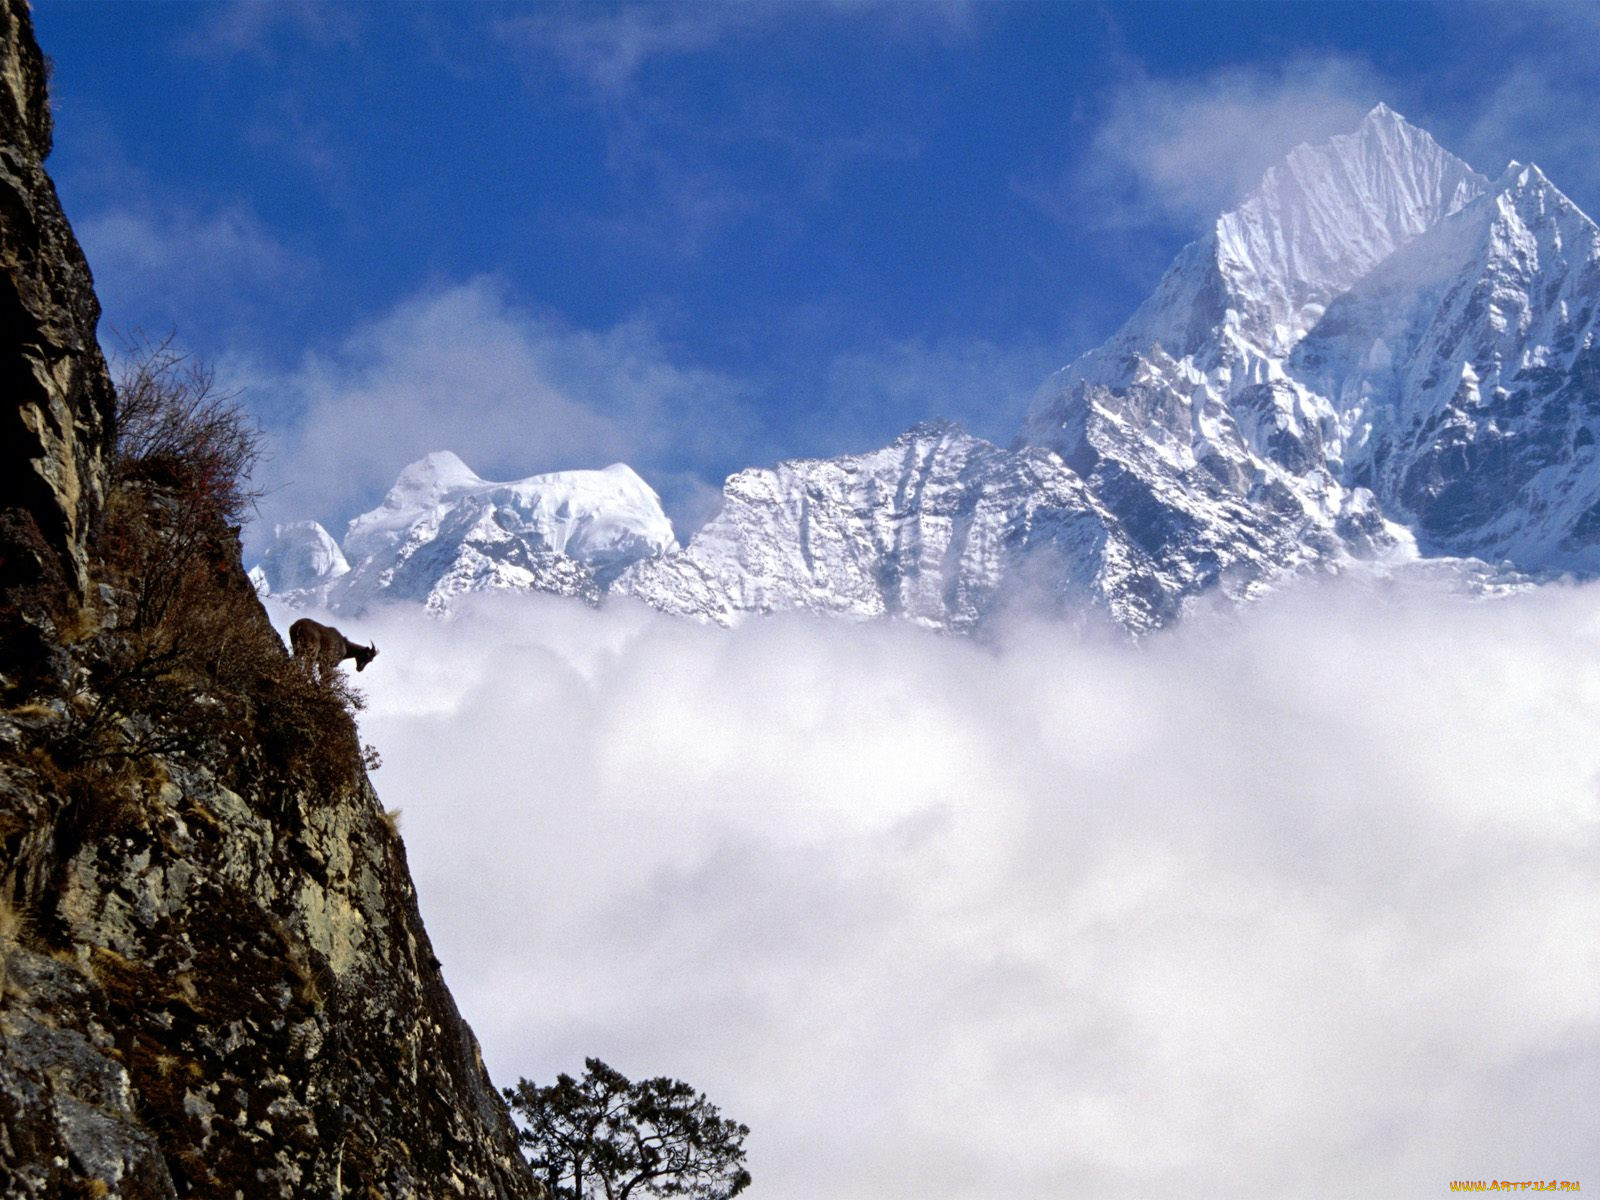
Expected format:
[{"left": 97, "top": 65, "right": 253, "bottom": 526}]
[
  {"left": 0, "top": 4, "right": 540, "bottom": 1195},
  {"left": 0, "top": 0, "right": 113, "bottom": 611}
]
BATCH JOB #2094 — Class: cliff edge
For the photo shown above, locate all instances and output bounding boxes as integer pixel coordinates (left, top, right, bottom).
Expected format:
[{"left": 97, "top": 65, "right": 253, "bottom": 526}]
[{"left": 0, "top": 3, "right": 539, "bottom": 1195}]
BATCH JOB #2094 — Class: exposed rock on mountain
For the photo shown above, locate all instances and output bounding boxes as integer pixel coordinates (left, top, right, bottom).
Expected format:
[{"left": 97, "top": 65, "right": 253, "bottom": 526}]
[
  {"left": 0, "top": 0, "right": 115, "bottom": 658},
  {"left": 262, "top": 451, "right": 677, "bottom": 614},
  {"left": 0, "top": 5, "right": 539, "bottom": 1195}
]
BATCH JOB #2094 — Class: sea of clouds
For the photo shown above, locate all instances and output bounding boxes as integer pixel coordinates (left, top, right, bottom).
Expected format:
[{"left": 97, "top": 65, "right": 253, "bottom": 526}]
[{"left": 269, "top": 576, "right": 1600, "bottom": 1198}]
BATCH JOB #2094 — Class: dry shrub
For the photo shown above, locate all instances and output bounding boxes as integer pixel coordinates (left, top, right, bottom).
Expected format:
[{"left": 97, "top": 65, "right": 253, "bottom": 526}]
[
  {"left": 105, "top": 332, "right": 263, "bottom": 633},
  {"left": 59, "top": 335, "right": 368, "bottom": 800}
]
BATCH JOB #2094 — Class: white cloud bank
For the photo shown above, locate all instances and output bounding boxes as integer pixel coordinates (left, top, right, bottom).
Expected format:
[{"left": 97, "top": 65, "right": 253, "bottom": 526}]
[{"left": 267, "top": 576, "right": 1600, "bottom": 1198}]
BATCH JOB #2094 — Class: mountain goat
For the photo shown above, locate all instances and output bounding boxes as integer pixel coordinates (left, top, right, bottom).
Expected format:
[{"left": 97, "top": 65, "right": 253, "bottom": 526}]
[{"left": 289, "top": 617, "right": 378, "bottom": 683}]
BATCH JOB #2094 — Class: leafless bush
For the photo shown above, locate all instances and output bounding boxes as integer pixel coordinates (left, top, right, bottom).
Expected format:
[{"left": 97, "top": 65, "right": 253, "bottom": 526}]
[
  {"left": 60, "top": 336, "right": 369, "bottom": 794},
  {"left": 105, "top": 332, "right": 264, "bottom": 631},
  {"left": 112, "top": 332, "right": 262, "bottom": 519}
]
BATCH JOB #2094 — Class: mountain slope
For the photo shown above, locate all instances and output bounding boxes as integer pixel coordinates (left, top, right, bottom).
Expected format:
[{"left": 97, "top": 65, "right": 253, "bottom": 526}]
[
  {"left": 0, "top": 6, "right": 540, "bottom": 1194},
  {"left": 1291, "top": 162, "right": 1600, "bottom": 567}
]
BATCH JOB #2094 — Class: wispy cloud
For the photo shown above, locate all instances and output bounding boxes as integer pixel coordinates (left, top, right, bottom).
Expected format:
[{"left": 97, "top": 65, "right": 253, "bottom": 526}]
[
  {"left": 274, "top": 573, "right": 1600, "bottom": 1198},
  {"left": 250, "top": 278, "right": 755, "bottom": 548},
  {"left": 1024, "top": 55, "right": 1389, "bottom": 239},
  {"left": 495, "top": 2, "right": 967, "bottom": 258},
  {"left": 502, "top": 4, "right": 754, "bottom": 97},
  {"left": 176, "top": 0, "right": 362, "bottom": 60},
  {"left": 500, "top": 1, "right": 974, "bottom": 96},
  {"left": 1444, "top": 3, "right": 1600, "bottom": 217},
  {"left": 823, "top": 332, "right": 1066, "bottom": 448},
  {"left": 78, "top": 204, "right": 308, "bottom": 337}
]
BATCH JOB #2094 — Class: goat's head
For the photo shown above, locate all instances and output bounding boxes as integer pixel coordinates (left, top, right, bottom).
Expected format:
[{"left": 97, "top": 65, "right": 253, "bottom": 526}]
[{"left": 351, "top": 642, "right": 379, "bottom": 672}]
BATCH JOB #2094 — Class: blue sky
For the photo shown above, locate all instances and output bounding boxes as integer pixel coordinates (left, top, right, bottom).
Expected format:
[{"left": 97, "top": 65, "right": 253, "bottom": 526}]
[{"left": 32, "top": 0, "right": 1600, "bottom": 550}]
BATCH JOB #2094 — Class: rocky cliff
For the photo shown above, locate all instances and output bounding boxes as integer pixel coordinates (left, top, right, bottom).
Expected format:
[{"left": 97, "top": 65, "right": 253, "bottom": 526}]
[
  {"left": 0, "top": 0, "right": 112, "bottom": 681},
  {"left": 0, "top": 3, "right": 539, "bottom": 1195}
]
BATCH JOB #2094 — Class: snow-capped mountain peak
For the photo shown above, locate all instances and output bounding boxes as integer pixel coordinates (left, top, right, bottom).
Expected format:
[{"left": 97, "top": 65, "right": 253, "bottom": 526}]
[
  {"left": 1031, "top": 105, "right": 1489, "bottom": 419},
  {"left": 387, "top": 449, "right": 483, "bottom": 506},
  {"left": 1218, "top": 102, "right": 1486, "bottom": 352},
  {"left": 257, "top": 107, "right": 1591, "bottom": 632},
  {"left": 341, "top": 451, "right": 487, "bottom": 564},
  {"left": 257, "top": 453, "right": 678, "bottom": 614},
  {"left": 1011, "top": 105, "right": 1600, "bottom": 609}
]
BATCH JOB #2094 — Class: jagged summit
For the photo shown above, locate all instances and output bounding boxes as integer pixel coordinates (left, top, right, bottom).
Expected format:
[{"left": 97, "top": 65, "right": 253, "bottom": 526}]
[
  {"left": 1014, "top": 102, "right": 1600, "bottom": 603},
  {"left": 1028, "top": 104, "right": 1488, "bottom": 419}
]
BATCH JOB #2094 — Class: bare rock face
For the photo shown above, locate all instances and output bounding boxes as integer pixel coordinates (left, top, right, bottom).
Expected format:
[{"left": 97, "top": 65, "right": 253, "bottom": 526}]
[
  {"left": 0, "top": 5, "right": 540, "bottom": 1195},
  {"left": 0, "top": 0, "right": 113, "bottom": 610},
  {"left": 0, "top": 711, "right": 538, "bottom": 1197}
]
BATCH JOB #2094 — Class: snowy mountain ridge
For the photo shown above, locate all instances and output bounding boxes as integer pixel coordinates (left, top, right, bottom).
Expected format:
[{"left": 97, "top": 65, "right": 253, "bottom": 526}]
[
  {"left": 616, "top": 420, "right": 1176, "bottom": 633},
  {"left": 258, "top": 106, "right": 1596, "bottom": 631}
]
